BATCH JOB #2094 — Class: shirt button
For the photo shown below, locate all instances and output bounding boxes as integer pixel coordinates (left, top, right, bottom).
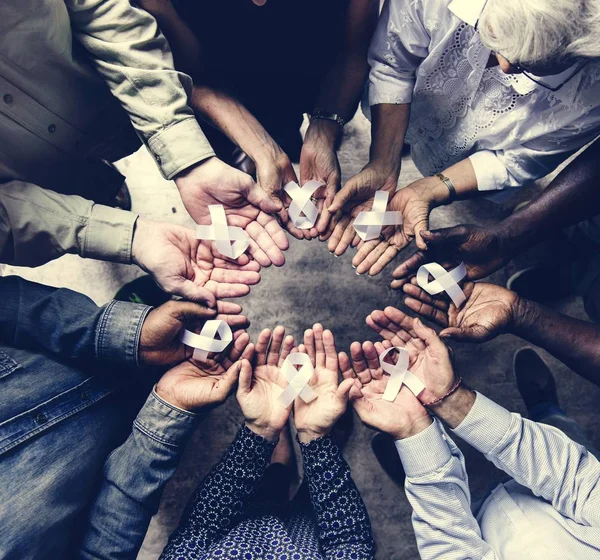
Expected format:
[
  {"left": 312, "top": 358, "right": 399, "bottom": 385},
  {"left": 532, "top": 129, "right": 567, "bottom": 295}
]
[
  {"left": 155, "top": 155, "right": 161, "bottom": 164},
  {"left": 80, "top": 391, "right": 90, "bottom": 400},
  {"left": 48, "top": 124, "right": 56, "bottom": 134},
  {"left": 3, "top": 94, "right": 13, "bottom": 104},
  {"left": 35, "top": 413, "right": 48, "bottom": 425}
]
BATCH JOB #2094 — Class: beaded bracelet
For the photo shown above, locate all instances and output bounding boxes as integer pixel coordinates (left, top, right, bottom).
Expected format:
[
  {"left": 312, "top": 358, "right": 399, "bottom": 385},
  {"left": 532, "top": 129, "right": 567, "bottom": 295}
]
[{"left": 422, "top": 377, "right": 463, "bottom": 407}]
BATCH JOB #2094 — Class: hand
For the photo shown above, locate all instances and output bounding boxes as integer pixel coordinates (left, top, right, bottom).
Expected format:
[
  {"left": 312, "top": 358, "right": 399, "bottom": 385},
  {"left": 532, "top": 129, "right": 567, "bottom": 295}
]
[
  {"left": 389, "top": 224, "right": 512, "bottom": 290},
  {"left": 350, "top": 176, "right": 442, "bottom": 276},
  {"left": 132, "top": 218, "right": 261, "bottom": 306},
  {"left": 340, "top": 341, "right": 431, "bottom": 440},
  {"left": 293, "top": 324, "right": 355, "bottom": 443},
  {"left": 402, "top": 280, "right": 520, "bottom": 342},
  {"left": 155, "top": 332, "right": 254, "bottom": 412},
  {"left": 175, "top": 158, "right": 289, "bottom": 267},
  {"left": 299, "top": 121, "right": 342, "bottom": 238},
  {"left": 236, "top": 326, "right": 295, "bottom": 441},
  {"left": 365, "top": 310, "right": 458, "bottom": 404},
  {"left": 322, "top": 163, "right": 399, "bottom": 255}
]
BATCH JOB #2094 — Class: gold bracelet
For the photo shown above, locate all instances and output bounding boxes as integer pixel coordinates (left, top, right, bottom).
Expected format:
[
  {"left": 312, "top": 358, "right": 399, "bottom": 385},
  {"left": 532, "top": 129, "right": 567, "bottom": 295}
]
[{"left": 435, "top": 172, "right": 457, "bottom": 203}]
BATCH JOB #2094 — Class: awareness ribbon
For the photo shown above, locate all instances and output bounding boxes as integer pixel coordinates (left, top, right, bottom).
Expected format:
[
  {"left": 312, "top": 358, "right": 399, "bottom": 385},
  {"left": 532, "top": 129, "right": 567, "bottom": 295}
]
[
  {"left": 278, "top": 353, "right": 317, "bottom": 407},
  {"left": 380, "top": 346, "right": 426, "bottom": 402},
  {"left": 416, "top": 262, "right": 467, "bottom": 308},
  {"left": 284, "top": 180, "right": 324, "bottom": 229},
  {"left": 196, "top": 204, "right": 250, "bottom": 259},
  {"left": 353, "top": 191, "right": 402, "bottom": 242},
  {"left": 181, "top": 320, "right": 233, "bottom": 362}
]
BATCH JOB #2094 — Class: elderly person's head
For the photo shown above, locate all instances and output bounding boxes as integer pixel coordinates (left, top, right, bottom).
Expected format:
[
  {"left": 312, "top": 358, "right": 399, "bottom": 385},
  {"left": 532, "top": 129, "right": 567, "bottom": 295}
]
[{"left": 478, "top": 0, "right": 600, "bottom": 76}]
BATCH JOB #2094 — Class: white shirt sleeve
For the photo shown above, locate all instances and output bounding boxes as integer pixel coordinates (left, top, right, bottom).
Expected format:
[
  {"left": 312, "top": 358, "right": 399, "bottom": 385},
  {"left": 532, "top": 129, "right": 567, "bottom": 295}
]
[
  {"left": 395, "top": 419, "right": 499, "bottom": 559},
  {"left": 454, "top": 392, "right": 600, "bottom": 527}
]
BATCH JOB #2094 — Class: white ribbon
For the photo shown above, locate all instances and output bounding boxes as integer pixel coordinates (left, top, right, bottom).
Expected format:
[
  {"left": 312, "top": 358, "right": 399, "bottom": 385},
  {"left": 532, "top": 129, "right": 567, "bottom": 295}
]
[
  {"left": 380, "top": 347, "right": 426, "bottom": 402},
  {"left": 279, "top": 353, "right": 317, "bottom": 407},
  {"left": 284, "top": 180, "right": 323, "bottom": 229},
  {"left": 181, "top": 320, "right": 233, "bottom": 362},
  {"left": 353, "top": 191, "right": 403, "bottom": 242},
  {"left": 196, "top": 204, "right": 250, "bottom": 259},
  {"left": 416, "top": 262, "right": 467, "bottom": 308}
]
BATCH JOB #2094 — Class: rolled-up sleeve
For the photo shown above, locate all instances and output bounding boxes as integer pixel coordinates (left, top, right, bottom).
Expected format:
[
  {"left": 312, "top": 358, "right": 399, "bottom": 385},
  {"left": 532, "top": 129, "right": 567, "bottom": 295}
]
[
  {"left": 368, "top": 0, "right": 429, "bottom": 106},
  {"left": 66, "top": 0, "right": 215, "bottom": 179},
  {"left": 0, "top": 181, "right": 137, "bottom": 266}
]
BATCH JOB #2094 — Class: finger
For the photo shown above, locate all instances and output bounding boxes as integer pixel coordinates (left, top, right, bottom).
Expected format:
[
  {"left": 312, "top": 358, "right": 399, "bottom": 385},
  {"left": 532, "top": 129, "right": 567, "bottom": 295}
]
[
  {"left": 403, "top": 297, "right": 450, "bottom": 327},
  {"left": 278, "top": 335, "right": 295, "bottom": 367},
  {"left": 403, "top": 283, "right": 451, "bottom": 310},
  {"left": 171, "top": 280, "right": 217, "bottom": 307},
  {"left": 328, "top": 182, "right": 358, "bottom": 214},
  {"left": 298, "top": 343, "right": 307, "bottom": 355},
  {"left": 245, "top": 220, "right": 286, "bottom": 267},
  {"left": 336, "top": 377, "right": 355, "bottom": 401},
  {"left": 383, "top": 306, "right": 420, "bottom": 336},
  {"left": 237, "top": 358, "right": 254, "bottom": 395},
  {"left": 267, "top": 326, "right": 286, "bottom": 366},
  {"left": 349, "top": 382, "right": 363, "bottom": 401},
  {"left": 339, "top": 351, "right": 355, "bottom": 379},
  {"left": 212, "top": 258, "right": 261, "bottom": 273},
  {"left": 313, "top": 324, "right": 325, "bottom": 368},
  {"left": 216, "top": 359, "right": 244, "bottom": 400},
  {"left": 300, "top": 328, "right": 314, "bottom": 366},
  {"left": 257, "top": 212, "right": 290, "bottom": 252},
  {"left": 412, "top": 317, "right": 447, "bottom": 352},
  {"left": 392, "top": 252, "right": 427, "bottom": 279},
  {"left": 255, "top": 328, "right": 272, "bottom": 366},
  {"left": 367, "top": 244, "right": 400, "bottom": 276},
  {"left": 210, "top": 268, "right": 261, "bottom": 286},
  {"left": 216, "top": 314, "right": 250, "bottom": 329},
  {"left": 390, "top": 278, "right": 413, "bottom": 290},
  {"left": 204, "top": 281, "right": 252, "bottom": 299},
  {"left": 246, "top": 182, "right": 284, "bottom": 214},
  {"left": 168, "top": 301, "right": 218, "bottom": 324},
  {"left": 350, "top": 341, "right": 370, "bottom": 383},
  {"left": 216, "top": 301, "right": 243, "bottom": 315},
  {"left": 319, "top": 209, "right": 342, "bottom": 242},
  {"left": 323, "top": 329, "right": 338, "bottom": 372},
  {"left": 327, "top": 215, "right": 351, "bottom": 254},
  {"left": 413, "top": 213, "right": 431, "bottom": 251},
  {"left": 333, "top": 219, "right": 359, "bottom": 257},
  {"left": 439, "top": 327, "right": 472, "bottom": 341},
  {"left": 362, "top": 341, "right": 380, "bottom": 372},
  {"left": 223, "top": 333, "right": 251, "bottom": 367},
  {"left": 246, "top": 236, "right": 272, "bottom": 268},
  {"left": 352, "top": 239, "right": 380, "bottom": 271}
]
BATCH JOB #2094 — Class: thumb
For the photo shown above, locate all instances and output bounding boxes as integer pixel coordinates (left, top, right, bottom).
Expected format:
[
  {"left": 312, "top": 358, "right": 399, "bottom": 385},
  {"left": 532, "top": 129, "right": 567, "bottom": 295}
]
[
  {"left": 421, "top": 225, "right": 468, "bottom": 247},
  {"left": 169, "top": 301, "right": 217, "bottom": 324},
  {"left": 336, "top": 377, "right": 356, "bottom": 401},
  {"left": 172, "top": 279, "right": 217, "bottom": 308},
  {"left": 412, "top": 215, "right": 431, "bottom": 251},
  {"left": 246, "top": 182, "right": 284, "bottom": 214},
  {"left": 328, "top": 182, "right": 358, "bottom": 213},
  {"left": 217, "top": 359, "right": 245, "bottom": 400},
  {"left": 236, "top": 358, "right": 253, "bottom": 396},
  {"left": 413, "top": 318, "right": 445, "bottom": 350},
  {"left": 440, "top": 327, "right": 473, "bottom": 342}
]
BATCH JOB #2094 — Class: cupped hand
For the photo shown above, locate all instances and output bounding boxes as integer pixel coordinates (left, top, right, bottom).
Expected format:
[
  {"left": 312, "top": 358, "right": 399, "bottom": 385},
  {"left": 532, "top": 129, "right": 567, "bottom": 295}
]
[
  {"left": 155, "top": 332, "right": 254, "bottom": 412},
  {"left": 139, "top": 299, "right": 249, "bottom": 366},
  {"left": 402, "top": 280, "right": 519, "bottom": 343},
  {"left": 236, "top": 326, "right": 295, "bottom": 441},
  {"left": 339, "top": 341, "right": 431, "bottom": 440},
  {"left": 389, "top": 224, "right": 511, "bottom": 290},
  {"left": 131, "top": 218, "right": 261, "bottom": 306},
  {"left": 293, "top": 324, "right": 356, "bottom": 442},
  {"left": 175, "top": 158, "right": 289, "bottom": 267}
]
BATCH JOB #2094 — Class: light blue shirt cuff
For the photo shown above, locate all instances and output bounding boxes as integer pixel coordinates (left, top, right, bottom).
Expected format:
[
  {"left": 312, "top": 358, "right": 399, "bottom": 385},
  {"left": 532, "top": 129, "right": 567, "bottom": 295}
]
[
  {"left": 394, "top": 418, "right": 453, "bottom": 477},
  {"left": 452, "top": 392, "right": 515, "bottom": 455},
  {"left": 95, "top": 300, "right": 152, "bottom": 366}
]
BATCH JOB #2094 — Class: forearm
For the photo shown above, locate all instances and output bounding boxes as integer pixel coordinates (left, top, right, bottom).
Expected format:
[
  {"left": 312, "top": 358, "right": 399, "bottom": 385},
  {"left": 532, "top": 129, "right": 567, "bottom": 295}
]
[
  {"left": 161, "top": 424, "right": 277, "bottom": 556},
  {"left": 190, "top": 86, "right": 285, "bottom": 167},
  {"left": 493, "top": 139, "right": 600, "bottom": 256},
  {"left": 300, "top": 434, "right": 375, "bottom": 558},
  {"left": 81, "top": 391, "right": 197, "bottom": 560},
  {"left": 0, "top": 275, "right": 150, "bottom": 365},
  {"left": 512, "top": 298, "right": 600, "bottom": 386},
  {"left": 368, "top": 103, "right": 410, "bottom": 176}
]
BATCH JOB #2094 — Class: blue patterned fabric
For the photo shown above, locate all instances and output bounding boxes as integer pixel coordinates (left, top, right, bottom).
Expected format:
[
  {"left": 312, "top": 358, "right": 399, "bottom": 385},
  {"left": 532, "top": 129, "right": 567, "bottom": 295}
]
[{"left": 160, "top": 425, "right": 375, "bottom": 560}]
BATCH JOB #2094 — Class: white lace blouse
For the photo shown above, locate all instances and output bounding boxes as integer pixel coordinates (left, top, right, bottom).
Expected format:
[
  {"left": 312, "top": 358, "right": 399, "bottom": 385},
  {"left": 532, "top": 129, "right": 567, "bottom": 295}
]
[{"left": 367, "top": 0, "right": 600, "bottom": 190}]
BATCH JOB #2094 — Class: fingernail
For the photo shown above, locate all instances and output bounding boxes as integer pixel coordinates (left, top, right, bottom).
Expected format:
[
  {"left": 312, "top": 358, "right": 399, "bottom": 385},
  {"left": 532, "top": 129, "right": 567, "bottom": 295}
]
[
  {"left": 351, "top": 264, "right": 357, "bottom": 269},
  {"left": 356, "top": 270, "right": 362, "bottom": 275},
  {"left": 333, "top": 254, "right": 340, "bottom": 258}
]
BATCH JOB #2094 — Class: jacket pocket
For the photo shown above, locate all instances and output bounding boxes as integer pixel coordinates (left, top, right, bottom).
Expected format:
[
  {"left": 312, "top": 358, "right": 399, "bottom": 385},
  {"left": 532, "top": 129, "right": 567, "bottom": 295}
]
[{"left": 0, "top": 350, "right": 20, "bottom": 380}]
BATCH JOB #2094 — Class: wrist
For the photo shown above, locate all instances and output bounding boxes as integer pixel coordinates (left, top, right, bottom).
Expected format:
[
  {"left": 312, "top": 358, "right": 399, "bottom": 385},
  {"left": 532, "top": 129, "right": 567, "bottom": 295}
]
[
  {"left": 428, "top": 385, "right": 476, "bottom": 429},
  {"left": 305, "top": 118, "right": 341, "bottom": 148},
  {"left": 296, "top": 428, "right": 329, "bottom": 444},
  {"left": 426, "top": 175, "right": 453, "bottom": 207},
  {"left": 131, "top": 217, "right": 150, "bottom": 269},
  {"left": 245, "top": 421, "right": 280, "bottom": 443},
  {"left": 367, "top": 158, "right": 402, "bottom": 181},
  {"left": 512, "top": 296, "right": 539, "bottom": 336},
  {"left": 390, "top": 414, "right": 433, "bottom": 440}
]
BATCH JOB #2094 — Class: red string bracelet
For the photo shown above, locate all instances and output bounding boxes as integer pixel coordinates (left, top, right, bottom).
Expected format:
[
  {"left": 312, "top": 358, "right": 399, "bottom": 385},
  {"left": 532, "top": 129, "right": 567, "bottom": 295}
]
[{"left": 422, "top": 377, "right": 463, "bottom": 407}]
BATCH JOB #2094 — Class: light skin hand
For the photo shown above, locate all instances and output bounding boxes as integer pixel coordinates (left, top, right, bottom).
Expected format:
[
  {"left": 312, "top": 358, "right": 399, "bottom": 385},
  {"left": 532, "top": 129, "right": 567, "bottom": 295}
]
[
  {"left": 139, "top": 299, "right": 249, "bottom": 366},
  {"left": 293, "top": 324, "right": 356, "bottom": 443},
  {"left": 236, "top": 326, "right": 295, "bottom": 442},
  {"left": 131, "top": 218, "right": 262, "bottom": 305},
  {"left": 340, "top": 341, "right": 431, "bottom": 440},
  {"left": 155, "top": 333, "right": 254, "bottom": 412},
  {"left": 402, "top": 280, "right": 520, "bottom": 342},
  {"left": 174, "top": 158, "right": 289, "bottom": 267}
]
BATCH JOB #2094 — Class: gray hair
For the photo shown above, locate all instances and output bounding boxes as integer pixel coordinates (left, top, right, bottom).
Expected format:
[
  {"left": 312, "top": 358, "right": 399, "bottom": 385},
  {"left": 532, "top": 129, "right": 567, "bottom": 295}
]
[{"left": 478, "top": 0, "right": 600, "bottom": 67}]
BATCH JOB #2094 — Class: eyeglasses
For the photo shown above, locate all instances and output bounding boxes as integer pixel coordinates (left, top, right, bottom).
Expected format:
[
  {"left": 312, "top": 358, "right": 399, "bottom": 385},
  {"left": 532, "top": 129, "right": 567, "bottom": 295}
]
[{"left": 474, "top": 0, "right": 585, "bottom": 92}]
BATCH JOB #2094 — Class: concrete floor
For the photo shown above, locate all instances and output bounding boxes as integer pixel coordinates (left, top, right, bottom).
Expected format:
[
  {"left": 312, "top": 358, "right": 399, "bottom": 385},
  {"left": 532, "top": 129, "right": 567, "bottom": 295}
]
[{"left": 4, "top": 112, "right": 600, "bottom": 559}]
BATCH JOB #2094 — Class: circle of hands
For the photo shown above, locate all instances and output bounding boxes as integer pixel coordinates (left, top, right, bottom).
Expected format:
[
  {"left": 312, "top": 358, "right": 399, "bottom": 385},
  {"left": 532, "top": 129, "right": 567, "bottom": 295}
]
[{"left": 135, "top": 132, "right": 527, "bottom": 435}]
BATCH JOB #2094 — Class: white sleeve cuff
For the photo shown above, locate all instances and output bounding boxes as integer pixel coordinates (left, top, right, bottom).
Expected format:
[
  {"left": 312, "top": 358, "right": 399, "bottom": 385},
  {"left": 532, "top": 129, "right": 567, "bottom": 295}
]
[{"left": 469, "top": 150, "right": 512, "bottom": 191}]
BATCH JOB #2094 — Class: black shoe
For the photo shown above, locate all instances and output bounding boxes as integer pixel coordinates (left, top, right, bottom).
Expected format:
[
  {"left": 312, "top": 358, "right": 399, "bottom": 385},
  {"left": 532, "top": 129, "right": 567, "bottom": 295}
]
[
  {"left": 114, "top": 275, "right": 171, "bottom": 306},
  {"left": 506, "top": 266, "right": 573, "bottom": 303},
  {"left": 514, "top": 348, "right": 559, "bottom": 414},
  {"left": 371, "top": 432, "right": 405, "bottom": 486}
]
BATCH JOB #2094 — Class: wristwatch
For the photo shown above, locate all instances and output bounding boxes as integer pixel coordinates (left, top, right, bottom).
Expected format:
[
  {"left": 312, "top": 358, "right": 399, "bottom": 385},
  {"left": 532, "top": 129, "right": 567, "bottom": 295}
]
[{"left": 309, "top": 110, "right": 347, "bottom": 128}]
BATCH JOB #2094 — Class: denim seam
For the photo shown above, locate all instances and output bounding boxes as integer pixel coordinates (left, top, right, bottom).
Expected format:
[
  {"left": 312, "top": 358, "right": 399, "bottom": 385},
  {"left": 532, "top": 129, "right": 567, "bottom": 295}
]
[
  {"left": 96, "top": 300, "right": 117, "bottom": 360},
  {"left": 132, "top": 305, "right": 152, "bottom": 366},
  {"left": 133, "top": 419, "right": 186, "bottom": 448}
]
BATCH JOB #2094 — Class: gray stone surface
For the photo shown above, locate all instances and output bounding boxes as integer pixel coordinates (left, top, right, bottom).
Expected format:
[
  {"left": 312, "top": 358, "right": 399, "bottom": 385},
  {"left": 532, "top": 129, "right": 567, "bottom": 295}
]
[{"left": 4, "top": 113, "right": 600, "bottom": 559}]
